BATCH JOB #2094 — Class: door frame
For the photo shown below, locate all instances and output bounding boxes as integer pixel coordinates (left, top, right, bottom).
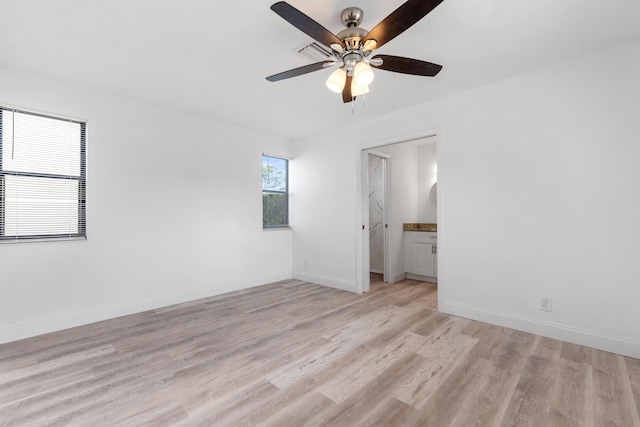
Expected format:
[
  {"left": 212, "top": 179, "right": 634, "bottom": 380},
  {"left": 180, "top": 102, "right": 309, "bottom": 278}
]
[{"left": 355, "top": 129, "right": 439, "bottom": 294}]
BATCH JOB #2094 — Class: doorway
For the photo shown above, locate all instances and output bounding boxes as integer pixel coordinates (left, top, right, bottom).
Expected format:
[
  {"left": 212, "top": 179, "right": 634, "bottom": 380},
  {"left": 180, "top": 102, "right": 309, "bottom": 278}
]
[{"left": 357, "top": 132, "right": 438, "bottom": 294}]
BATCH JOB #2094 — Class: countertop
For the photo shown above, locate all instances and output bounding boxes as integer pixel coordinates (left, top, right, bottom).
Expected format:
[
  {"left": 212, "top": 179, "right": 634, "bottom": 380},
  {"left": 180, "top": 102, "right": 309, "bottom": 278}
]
[{"left": 403, "top": 223, "right": 437, "bottom": 232}]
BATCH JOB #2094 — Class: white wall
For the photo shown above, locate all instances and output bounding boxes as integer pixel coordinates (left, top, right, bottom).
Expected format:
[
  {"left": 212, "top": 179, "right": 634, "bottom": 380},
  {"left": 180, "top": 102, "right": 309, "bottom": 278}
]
[
  {"left": 0, "top": 69, "right": 293, "bottom": 343},
  {"left": 288, "top": 134, "right": 360, "bottom": 291},
  {"left": 292, "top": 41, "right": 640, "bottom": 358}
]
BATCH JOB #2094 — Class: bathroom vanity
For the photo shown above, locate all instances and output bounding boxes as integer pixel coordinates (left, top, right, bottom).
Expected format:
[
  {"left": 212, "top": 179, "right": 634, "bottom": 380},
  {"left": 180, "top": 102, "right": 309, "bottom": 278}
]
[{"left": 403, "top": 223, "right": 437, "bottom": 282}]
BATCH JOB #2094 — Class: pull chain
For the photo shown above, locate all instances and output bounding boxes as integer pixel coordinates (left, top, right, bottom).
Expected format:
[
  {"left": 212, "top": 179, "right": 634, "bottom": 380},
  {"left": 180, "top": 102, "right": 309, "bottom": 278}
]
[{"left": 350, "top": 95, "right": 366, "bottom": 114}]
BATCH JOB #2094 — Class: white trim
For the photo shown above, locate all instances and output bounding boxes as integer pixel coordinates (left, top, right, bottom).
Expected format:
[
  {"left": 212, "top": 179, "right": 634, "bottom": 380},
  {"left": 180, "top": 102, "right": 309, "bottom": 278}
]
[
  {"left": 366, "top": 150, "right": 391, "bottom": 159},
  {"left": 406, "top": 273, "right": 437, "bottom": 283},
  {"left": 0, "top": 103, "right": 87, "bottom": 123},
  {"left": 441, "top": 300, "right": 640, "bottom": 359},
  {"left": 388, "top": 272, "right": 407, "bottom": 284},
  {"left": 262, "top": 152, "right": 292, "bottom": 161},
  {"left": 356, "top": 129, "right": 439, "bottom": 151},
  {"left": 0, "top": 236, "right": 87, "bottom": 245},
  {"left": 357, "top": 150, "right": 368, "bottom": 293},
  {"left": 0, "top": 271, "right": 292, "bottom": 345},
  {"left": 293, "top": 272, "right": 358, "bottom": 293}
]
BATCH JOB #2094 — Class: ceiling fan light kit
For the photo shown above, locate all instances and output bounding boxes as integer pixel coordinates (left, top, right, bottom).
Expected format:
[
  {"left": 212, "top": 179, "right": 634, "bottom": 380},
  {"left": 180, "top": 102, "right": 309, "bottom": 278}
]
[
  {"left": 266, "top": 0, "right": 446, "bottom": 104},
  {"left": 326, "top": 68, "right": 347, "bottom": 93},
  {"left": 351, "top": 83, "right": 369, "bottom": 97},
  {"left": 353, "top": 61, "right": 374, "bottom": 87}
]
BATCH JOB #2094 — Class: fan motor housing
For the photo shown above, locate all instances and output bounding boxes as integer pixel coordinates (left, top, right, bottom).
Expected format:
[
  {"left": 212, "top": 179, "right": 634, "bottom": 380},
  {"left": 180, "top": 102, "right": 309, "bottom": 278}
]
[
  {"left": 337, "top": 27, "right": 367, "bottom": 51},
  {"left": 338, "top": 8, "right": 368, "bottom": 51}
]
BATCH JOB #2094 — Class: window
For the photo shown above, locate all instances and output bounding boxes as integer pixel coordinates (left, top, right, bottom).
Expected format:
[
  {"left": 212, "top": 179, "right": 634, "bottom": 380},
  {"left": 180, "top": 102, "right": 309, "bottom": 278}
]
[
  {"left": 0, "top": 107, "right": 86, "bottom": 241},
  {"left": 262, "top": 154, "right": 288, "bottom": 228}
]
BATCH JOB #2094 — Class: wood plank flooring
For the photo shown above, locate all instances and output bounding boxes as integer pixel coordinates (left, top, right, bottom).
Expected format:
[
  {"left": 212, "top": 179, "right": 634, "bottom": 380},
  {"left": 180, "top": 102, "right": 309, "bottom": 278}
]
[{"left": 1, "top": 278, "right": 639, "bottom": 426}]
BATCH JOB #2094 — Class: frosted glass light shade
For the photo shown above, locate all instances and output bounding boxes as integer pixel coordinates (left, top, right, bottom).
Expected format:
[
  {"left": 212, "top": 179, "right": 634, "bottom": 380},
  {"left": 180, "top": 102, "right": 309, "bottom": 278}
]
[
  {"left": 326, "top": 68, "right": 347, "bottom": 93},
  {"left": 351, "top": 82, "right": 369, "bottom": 96},
  {"left": 353, "top": 61, "right": 374, "bottom": 87}
]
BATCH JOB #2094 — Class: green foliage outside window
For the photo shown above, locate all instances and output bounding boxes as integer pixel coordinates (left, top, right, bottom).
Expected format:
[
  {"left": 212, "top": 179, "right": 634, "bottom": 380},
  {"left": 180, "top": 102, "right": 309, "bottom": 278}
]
[{"left": 262, "top": 156, "right": 288, "bottom": 228}]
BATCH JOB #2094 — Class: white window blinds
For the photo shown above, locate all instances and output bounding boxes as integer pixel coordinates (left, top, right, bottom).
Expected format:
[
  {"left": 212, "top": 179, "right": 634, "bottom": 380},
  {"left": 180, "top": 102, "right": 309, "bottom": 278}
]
[{"left": 0, "top": 107, "right": 86, "bottom": 241}]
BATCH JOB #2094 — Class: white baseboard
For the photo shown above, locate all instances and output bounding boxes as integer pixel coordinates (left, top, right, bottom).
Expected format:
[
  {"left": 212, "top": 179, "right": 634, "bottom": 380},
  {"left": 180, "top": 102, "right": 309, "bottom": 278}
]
[
  {"left": 293, "top": 271, "right": 357, "bottom": 293},
  {"left": 389, "top": 272, "right": 407, "bottom": 284},
  {"left": 441, "top": 300, "right": 640, "bottom": 359},
  {"left": 0, "top": 271, "right": 292, "bottom": 345},
  {"left": 406, "top": 273, "right": 437, "bottom": 283}
]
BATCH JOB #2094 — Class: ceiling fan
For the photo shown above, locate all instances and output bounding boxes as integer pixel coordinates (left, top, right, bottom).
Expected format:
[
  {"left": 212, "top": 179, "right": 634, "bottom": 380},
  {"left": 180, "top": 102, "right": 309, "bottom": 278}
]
[{"left": 266, "top": 0, "right": 445, "bottom": 103}]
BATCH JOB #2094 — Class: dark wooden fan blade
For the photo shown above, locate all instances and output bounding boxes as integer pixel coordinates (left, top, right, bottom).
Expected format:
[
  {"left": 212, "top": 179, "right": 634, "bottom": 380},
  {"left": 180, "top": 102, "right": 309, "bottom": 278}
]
[
  {"left": 342, "top": 75, "right": 353, "bottom": 103},
  {"left": 372, "top": 55, "right": 442, "bottom": 76},
  {"left": 363, "top": 0, "right": 445, "bottom": 49},
  {"left": 271, "top": 2, "right": 344, "bottom": 49},
  {"left": 266, "top": 61, "right": 334, "bottom": 82}
]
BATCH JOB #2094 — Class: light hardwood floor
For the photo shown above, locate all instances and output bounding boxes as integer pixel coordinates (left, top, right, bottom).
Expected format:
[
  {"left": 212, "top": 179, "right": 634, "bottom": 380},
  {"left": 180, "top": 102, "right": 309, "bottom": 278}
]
[{"left": 1, "top": 279, "right": 639, "bottom": 426}]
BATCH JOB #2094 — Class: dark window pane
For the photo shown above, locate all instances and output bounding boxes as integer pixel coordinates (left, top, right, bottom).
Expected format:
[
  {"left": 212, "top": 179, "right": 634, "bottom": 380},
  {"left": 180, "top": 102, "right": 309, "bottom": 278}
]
[{"left": 263, "top": 192, "right": 288, "bottom": 228}]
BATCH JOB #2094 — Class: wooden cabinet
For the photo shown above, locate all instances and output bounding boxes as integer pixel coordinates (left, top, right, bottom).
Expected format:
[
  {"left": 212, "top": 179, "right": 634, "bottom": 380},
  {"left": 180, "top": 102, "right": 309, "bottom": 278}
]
[{"left": 404, "top": 231, "right": 437, "bottom": 279}]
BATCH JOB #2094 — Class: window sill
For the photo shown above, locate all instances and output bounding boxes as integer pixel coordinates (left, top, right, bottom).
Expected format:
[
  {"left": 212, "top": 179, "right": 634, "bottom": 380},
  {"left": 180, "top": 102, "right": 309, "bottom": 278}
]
[
  {"left": 0, "top": 236, "right": 87, "bottom": 244},
  {"left": 263, "top": 226, "right": 291, "bottom": 231}
]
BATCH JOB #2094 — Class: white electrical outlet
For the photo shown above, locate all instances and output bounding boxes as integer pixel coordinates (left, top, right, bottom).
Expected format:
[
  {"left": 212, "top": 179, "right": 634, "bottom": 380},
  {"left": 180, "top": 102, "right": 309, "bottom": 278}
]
[
  {"left": 540, "top": 297, "right": 553, "bottom": 312},
  {"left": 304, "top": 259, "right": 309, "bottom": 269}
]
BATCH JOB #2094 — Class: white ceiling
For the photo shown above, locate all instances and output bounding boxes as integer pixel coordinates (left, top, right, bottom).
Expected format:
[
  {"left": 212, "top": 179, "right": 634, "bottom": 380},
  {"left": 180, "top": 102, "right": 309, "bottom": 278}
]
[{"left": 1, "top": 0, "right": 640, "bottom": 140}]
